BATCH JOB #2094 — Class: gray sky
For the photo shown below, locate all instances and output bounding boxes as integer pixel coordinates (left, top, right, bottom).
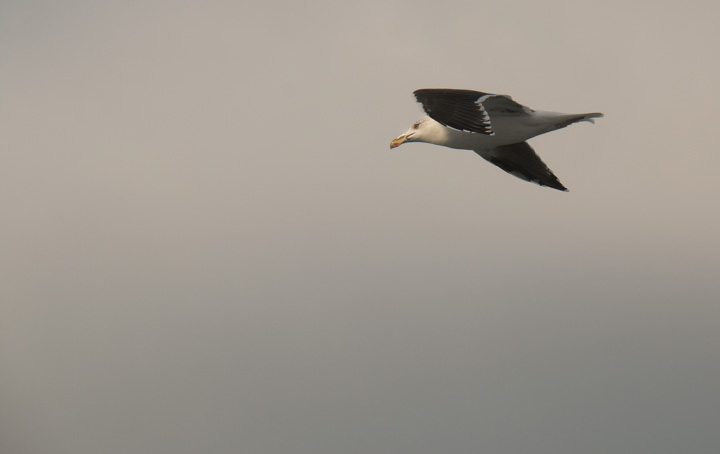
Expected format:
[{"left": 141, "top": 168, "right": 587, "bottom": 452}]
[{"left": 1, "top": 1, "right": 719, "bottom": 453}]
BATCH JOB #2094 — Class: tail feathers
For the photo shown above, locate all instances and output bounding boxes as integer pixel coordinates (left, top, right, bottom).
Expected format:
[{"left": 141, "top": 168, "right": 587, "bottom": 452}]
[
  {"left": 579, "top": 112, "right": 604, "bottom": 125},
  {"left": 558, "top": 112, "right": 604, "bottom": 129},
  {"left": 555, "top": 112, "right": 603, "bottom": 129}
]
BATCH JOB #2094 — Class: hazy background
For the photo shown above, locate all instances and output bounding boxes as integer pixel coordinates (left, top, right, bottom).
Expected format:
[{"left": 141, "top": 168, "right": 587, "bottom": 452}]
[{"left": 2, "top": 1, "right": 719, "bottom": 453}]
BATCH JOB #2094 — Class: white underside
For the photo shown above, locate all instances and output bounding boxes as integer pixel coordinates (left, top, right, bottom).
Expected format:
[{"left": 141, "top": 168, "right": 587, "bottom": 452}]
[{"left": 418, "top": 111, "right": 590, "bottom": 150}]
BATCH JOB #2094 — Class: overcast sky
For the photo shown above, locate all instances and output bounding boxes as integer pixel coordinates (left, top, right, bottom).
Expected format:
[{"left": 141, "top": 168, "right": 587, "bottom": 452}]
[{"left": 1, "top": 1, "right": 719, "bottom": 453}]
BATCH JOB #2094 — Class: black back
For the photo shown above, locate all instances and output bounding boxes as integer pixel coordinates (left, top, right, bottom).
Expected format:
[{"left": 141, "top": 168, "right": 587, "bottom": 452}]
[{"left": 413, "top": 89, "right": 495, "bottom": 135}]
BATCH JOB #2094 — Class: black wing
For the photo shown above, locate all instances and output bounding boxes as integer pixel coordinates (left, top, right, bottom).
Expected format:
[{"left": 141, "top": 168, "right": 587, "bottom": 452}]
[
  {"left": 474, "top": 141, "right": 568, "bottom": 191},
  {"left": 413, "top": 88, "right": 532, "bottom": 135}
]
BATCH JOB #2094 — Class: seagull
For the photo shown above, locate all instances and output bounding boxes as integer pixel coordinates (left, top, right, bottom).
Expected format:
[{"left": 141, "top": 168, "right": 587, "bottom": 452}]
[{"left": 390, "top": 89, "right": 603, "bottom": 191}]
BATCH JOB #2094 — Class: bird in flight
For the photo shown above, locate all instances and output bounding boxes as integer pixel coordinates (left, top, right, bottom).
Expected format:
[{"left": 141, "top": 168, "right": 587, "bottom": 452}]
[{"left": 390, "top": 89, "right": 603, "bottom": 191}]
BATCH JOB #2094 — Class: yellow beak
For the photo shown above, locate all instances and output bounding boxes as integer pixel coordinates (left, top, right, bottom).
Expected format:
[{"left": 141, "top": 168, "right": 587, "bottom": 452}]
[{"left": 390, "top": 134, "right": 407, "bottom": 149}]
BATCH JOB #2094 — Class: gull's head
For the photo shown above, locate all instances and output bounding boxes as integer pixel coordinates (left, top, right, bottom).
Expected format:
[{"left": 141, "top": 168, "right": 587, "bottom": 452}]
[{"left": 390, "top": 118, "right": 430, "bottom": 149}]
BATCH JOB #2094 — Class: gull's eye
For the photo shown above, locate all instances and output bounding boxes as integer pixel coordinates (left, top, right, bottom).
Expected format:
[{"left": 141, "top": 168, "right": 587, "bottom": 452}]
[{"left": 412, "top": 122, "right": 420, "bottom": 129}]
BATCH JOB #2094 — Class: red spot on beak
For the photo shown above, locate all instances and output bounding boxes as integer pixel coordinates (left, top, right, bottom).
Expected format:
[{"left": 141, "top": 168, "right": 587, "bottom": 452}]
[{"left": 390, "top": 136, "right": 406, "bottom": 149}]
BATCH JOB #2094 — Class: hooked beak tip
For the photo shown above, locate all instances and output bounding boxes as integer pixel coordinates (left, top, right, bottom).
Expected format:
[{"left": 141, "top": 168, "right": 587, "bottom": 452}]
[{"left": 390, "top": 136, "right": 406, "bottom": 149}]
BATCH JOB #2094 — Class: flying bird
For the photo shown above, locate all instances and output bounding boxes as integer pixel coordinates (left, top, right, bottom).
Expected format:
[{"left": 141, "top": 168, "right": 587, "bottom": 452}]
[{"left": 390, "top": 89, "right": 603, "bottom": 191}]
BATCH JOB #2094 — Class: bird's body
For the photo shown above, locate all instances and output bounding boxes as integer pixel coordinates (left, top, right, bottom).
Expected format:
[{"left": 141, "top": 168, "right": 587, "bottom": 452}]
[
  {"left": 410, "top": 111, "right": 595, "bottom": 150},
  {"left": 390, "top": 89, "right": 603, "bottom": 191}
]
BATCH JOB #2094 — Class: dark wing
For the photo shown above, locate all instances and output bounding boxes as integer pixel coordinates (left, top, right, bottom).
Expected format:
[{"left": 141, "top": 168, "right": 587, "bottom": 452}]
[
  {"left": 474, "top": 142, "right": 568, "bottom": 191},
  {"left": 413, "top": 88, "right": 533, "bottom": 135}
]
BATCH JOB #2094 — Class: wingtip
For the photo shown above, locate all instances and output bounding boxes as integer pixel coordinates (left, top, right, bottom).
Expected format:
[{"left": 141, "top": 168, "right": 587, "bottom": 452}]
[{"left": 546, "top": 182, "right": 569, "bottom": 192}]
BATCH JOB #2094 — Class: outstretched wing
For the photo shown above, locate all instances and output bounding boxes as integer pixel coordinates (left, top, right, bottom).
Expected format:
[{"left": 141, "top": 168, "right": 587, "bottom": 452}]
[
  {"left": 413, "top": 88, "right": 533, "bottom": 135},
  {"left": 474, "top": 141, "right": 568, "bottom": 191}
]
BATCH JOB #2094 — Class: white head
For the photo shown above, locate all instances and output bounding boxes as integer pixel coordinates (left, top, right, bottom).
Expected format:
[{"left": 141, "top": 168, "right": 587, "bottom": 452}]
[{"left": 389, "top": 117, "right": 434, "bottom": 148}]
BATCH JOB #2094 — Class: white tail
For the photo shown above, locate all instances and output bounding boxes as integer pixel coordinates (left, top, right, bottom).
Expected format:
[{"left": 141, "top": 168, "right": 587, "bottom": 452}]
[
  {"left": 579, "top": 112, "right": 604, "bottom": 125},
  {"left": 553, "top": 112, "right": 604, "bottom": 129}
]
